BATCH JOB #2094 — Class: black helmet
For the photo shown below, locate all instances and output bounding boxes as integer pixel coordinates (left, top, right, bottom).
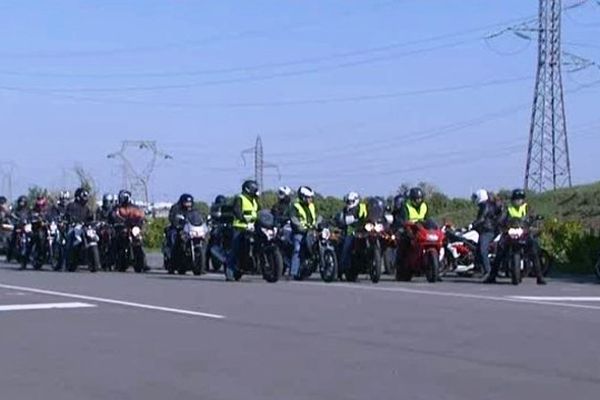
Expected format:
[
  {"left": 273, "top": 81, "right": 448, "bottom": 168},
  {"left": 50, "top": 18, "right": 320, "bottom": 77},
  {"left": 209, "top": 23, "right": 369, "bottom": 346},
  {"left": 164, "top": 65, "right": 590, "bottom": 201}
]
[
  {"left": 178, "top": 193, "right": 194, "bottom": 211},
  {"left": 511, "top": 189, "right": 526, "bottom": 201},
  {"left": 214, "top": 195, "right": 226, "bottom": 205},
  {"left": 102, "top": 193, "right": 115, "bottom": 208},
  {"left": 393, "top": 194, "right": 405, "bottom": 212},
  {"left": 409, "top": 187, "right": 424, "bottom": 202},
  {"left": 242, "top": 180, "right": 259, "bottom": 197},
  {"left": 117, "top": 190, "right": 132, "bottom": 206},
  {"left": 16, "top": 195, "right": 28, "bottom": 208},
  {"left": 74, "top": 188, "right": 89, "bottom": 204},
  {"left": 0, "top": 196, "right": 7, "bottom": 205}
]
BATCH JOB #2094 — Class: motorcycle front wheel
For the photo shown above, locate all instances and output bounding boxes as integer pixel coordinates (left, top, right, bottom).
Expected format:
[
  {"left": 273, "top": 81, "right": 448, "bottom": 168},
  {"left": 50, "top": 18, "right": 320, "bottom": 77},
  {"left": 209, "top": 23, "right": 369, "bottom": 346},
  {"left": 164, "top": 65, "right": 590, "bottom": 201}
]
[
  {"left": 425, "top": 249, "right": 440, "bottom": 283},
  {"left": 510, "top": 252, "right": 521, "bottom": 285},
  {"left": 370, "top": 245, "right": 382, "bottom": 284},
  {"left": 261, "top": 247, "right": 283, "bottom": 283},
  {"left": 319, "top": 248, "right": 338, "bottom": 283},
  {"left": 88, "top": 246, "right": 100, "bottom": 273}
]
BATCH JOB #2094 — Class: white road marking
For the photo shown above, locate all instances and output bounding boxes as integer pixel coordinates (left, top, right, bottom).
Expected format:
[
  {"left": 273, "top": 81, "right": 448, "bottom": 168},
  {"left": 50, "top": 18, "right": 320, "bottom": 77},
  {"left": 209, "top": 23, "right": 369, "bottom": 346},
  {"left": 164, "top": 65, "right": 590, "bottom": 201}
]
[
  {"left": 510, "top": 296, "right": 600, "bottom": 302},
  {"left": 294, "top": 281, "right": 600, "bottom": 311},
  {"left": 0, "top": 302, "right": 95, "bottom": 312},
  {"left": 0, "top": 284, "right": 225, "bottom": 320}
]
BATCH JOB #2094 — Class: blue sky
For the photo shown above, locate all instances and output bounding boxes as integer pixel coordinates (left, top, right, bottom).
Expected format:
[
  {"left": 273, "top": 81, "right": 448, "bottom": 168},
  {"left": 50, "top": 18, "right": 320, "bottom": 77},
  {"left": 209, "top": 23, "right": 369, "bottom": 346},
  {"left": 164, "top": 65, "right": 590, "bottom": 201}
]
[{"left": 0, "top": 0, "right": 598, "bottom": 203}]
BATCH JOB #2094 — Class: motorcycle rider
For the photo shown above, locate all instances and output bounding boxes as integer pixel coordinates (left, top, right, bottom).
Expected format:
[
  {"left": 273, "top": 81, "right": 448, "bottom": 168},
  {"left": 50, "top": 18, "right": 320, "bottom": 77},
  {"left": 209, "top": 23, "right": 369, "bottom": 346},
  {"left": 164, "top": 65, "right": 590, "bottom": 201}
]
[
  {"left": 96, "top": 193, "right": 116, "bottom": 222},
  {"left": 337, "top": 192, "right": 368, "bottom": 275},
  {"left": 290, "top": 186, "right": 318, "bottom": 280},
  {"left": 7, "top": 196, "right": 30, "bottom": 262},
  {"left": 111, "top": 190, "right": 148, "bottom": 271},
  {"left": 271, "top": 186, "right": 293, "bottom": 225},
  {"left": 484, "top": 189, "right": 546, "bottom": 285},
  {"left": 51, "top": 191, "right": 71, "bottom": 221},
  {"left": 64, "top": 188, "right": 95, "bottom": 268},
  {"left": 225, "top": 180, "right": 260, "bottom": 281},
  {"left": 470, "top": 189, "right": 498, "bottom": 279},
  {"left": 165, "top": 193, "right": 198, "bottom": 258},
  {"left": 0, "top": 196, "right": 10, "bottom": 222},
  {"left": 398, "top": 187, "right": 429, "bottom": 224}
]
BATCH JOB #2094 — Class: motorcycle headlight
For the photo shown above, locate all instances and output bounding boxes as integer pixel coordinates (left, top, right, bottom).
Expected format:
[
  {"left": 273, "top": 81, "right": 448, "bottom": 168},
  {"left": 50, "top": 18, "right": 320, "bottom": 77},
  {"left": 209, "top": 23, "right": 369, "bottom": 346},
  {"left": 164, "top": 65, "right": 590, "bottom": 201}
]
[
  {"left": 364, "top": 223, "right": 374, "bottom": 232},
  {"left": 321, "top": 228, "right": 331, "bottom": 240},
  {"left": 131, "top": 226, "right": 142, "bottom": 237},
  {"left": 24, "top": 224, "right": 32, "bottom": 233},
  {"left": 426, "top": 234, "right": 439, "bottom": 242},
  {"left": 508, "top": 228, "right": 524, "bottom": 239},
  {"left": 375, "top": 223, "right": 384, "bottom": 233}
]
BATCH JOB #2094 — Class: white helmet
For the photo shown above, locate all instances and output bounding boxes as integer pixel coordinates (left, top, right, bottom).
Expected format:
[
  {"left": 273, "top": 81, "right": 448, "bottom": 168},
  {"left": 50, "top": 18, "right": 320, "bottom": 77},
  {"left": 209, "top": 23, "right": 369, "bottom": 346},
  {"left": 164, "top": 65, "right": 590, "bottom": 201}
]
[
  {"left": 472, "top": 189, "right": 489, "bottom": 205},
  {"left": 344, "top": 191, "right": 360, "bottom": 208},
  {"left": 277, "top": 186, "right": 293, "bottom": 200},
  {"left": 297, "top": 186, "right": 315, "bottom": 203}
]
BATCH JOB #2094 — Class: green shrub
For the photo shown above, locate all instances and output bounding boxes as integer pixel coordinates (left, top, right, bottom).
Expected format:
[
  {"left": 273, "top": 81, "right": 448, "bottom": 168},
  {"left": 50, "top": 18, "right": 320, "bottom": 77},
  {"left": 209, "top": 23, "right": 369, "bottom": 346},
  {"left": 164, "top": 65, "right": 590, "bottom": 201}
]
[
  {"left": 540, "top": 219, "right": 600, "bottom": 273},
  {"left": 144, "top": 217, "right": 168, "bottom": 250}
]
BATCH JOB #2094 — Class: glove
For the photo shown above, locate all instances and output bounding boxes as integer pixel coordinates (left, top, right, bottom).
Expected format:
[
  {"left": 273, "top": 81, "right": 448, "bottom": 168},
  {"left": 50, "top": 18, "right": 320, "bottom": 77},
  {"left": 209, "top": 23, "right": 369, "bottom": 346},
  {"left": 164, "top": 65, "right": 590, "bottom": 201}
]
[
  {"left": 467, "top": 224, "right": 473, "bottom": 231},
  {"left": 344, "top": 215, "right": 356, "bottom": 225},
  {"left": 246, "top": 223, "right": 255, "bottom": 233}
]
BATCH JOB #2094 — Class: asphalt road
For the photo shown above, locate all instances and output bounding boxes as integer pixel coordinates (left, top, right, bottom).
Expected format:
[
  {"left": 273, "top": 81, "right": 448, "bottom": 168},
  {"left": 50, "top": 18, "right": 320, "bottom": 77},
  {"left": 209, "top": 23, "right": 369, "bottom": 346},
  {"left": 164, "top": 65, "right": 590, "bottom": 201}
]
[{"left": 1, "top": 257, "right": 599, "bottom": 400}]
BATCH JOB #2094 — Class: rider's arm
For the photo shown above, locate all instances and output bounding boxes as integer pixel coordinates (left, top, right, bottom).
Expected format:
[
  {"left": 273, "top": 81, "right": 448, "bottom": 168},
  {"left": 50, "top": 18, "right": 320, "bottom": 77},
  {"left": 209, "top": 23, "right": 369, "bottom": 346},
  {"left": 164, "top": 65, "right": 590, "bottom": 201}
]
[
  {"left": 289, "top": 206, "right": 306, "bottom": 233},
  {"left": 232, "top": 196, "right": 244, "bottom": 222}
]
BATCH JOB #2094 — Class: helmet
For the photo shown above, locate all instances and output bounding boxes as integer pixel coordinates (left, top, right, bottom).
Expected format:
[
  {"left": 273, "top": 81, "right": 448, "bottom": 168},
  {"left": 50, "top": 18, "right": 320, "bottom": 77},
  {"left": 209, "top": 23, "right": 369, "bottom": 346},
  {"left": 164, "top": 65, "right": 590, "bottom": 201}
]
[
  {"left": 277, "top": 186, "right": 293, "bottom": 201},
  {"left": 393, "top": 194, "right": 405, "bottom": 212},
  {"left": 58, "top": 191, "right": 71, "bottom": 204},
  {"left": 511, "top": 189, "right": 526, "bottom": 201},
  {"left": 178, "top": 193, "right": 194, "bottom": 211},
  {"left": 16, "top": 195, "right": 28, "bottom": 209},
  {"left": 0, "top": 196, "right": 7, "bottom": 205},
  {"left": 408, "top": 187, "right": 424, "bottom": 203},
  {"left": 297, "top": 186, "right": 315, "bottom": 203},
  {"left": 242, "top": 180, "right": 259, "bottom": 198},
  {"left": 344, "top": 191, "right": 360, "bottom": 208},
  {"left": 74, "top": 188, "right": 89, "bottom": 204},
  {"left": 35, "top": 196, "right": 48, "bottom": 211},
  {"left": 471, "top": 189, "right": 489, "bottom": 205},
  {"left": 117, "top": 190, "right": 132, "bottom": 206},
  {"left": 102, "top": 193, "right": 115, "bottom": 207},
  {"left": 214, "top": 195, "right": 227, "bottom": 205}
]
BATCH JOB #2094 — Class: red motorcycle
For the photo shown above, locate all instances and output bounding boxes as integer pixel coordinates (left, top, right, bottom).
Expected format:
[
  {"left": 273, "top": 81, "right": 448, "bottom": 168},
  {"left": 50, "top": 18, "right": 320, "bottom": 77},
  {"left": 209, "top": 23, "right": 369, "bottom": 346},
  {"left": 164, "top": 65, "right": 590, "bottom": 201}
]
[{"left": 395, "top": 221, "right": 445, "bottom": 283}]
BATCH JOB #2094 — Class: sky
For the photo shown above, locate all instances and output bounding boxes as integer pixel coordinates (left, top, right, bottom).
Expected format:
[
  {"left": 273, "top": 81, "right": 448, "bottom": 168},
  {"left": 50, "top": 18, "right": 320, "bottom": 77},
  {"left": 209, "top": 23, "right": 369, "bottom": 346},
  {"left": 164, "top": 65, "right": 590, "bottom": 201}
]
[{"left": 0, "top": 0, "right": 598, "bottom": 203}]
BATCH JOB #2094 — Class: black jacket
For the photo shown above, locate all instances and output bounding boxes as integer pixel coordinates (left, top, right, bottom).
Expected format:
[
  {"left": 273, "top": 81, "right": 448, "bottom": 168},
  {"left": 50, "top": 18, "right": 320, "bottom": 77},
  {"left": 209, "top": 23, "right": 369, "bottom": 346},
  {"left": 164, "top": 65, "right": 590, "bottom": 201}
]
[
  {"left": 169, "top": 204, "right": 203, "bottom": 226},
  {"left": 472, "top": 201, "right": 499, "bottom": 233},
  {"left": 271, "top": 200, "right": 291, "bottom": 225},
  {"left": 10, "top": 207, "right": 30, "bottom": 224},
  {"left": 65, "top": 202, "right": 94, "bottom": 224}
]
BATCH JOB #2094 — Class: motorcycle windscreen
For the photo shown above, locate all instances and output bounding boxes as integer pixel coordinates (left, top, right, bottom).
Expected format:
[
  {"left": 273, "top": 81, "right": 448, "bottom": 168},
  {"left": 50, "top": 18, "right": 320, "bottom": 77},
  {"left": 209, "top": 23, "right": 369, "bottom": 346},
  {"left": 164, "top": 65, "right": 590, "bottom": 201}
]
[
  {"left": 187, "top": 211, "right": 204, "bottom": 226},
  {"left": 256, "top": 210, "right": 275, "bottom": 229}
]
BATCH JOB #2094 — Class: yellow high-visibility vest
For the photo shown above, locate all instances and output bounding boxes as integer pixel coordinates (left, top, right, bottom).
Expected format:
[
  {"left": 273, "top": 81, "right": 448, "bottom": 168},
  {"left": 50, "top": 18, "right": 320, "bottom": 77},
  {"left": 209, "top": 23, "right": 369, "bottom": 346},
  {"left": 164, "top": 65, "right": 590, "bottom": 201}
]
[
  {"left": 294, "top": 202, "right": 316, "bottom": 229},
  {"left": 405, "top": 202, "right": 428, "bottom": 223},
  {"left": 507, "top": 203, "right": 528, "bottom": 219},
  {"left": 232, "top": 194, "right": 258, "bottom": 229}
]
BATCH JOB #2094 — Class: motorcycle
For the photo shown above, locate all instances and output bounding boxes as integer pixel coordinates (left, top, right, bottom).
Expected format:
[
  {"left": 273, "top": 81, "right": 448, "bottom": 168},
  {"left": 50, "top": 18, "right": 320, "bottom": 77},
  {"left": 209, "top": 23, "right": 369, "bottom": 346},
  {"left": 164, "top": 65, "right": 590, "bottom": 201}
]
[
  {"left": 395, "top": 220, "right": 445, "bottom": 283},
  {"left": 165, "top": 213, "right": 208, "bottom": 276},
  {"left": 295, "top": 220, "right": 338, "bottom": 283},
  {"left": 440, "top": 226, "right": 479, "bottom": 276},
  {"left": 11, "top": 220, "right": 31, "bottom": 265},
  {"left": 0, "top": 220, "right": 14, "bottom": 256},
  {"left": 22, "top": 214, "right": 55, "bottom": 270},
  {"left": 50, "top": 219, "right": 67, "bottom": 271},
  {"left": 96, "top": 222, "right": 115, "bottom": 271},
  {"left": 344, "top": 203, "right": 390, "bottom": 283},
  {"left": 232, "top": 210, "right": 284, "bottom": 283},
  {"left": 113, "top": 222, "right": 146, "bottom": 273},
  {"left": 65, "top": 223, "right": 100, "bottom": 273}
]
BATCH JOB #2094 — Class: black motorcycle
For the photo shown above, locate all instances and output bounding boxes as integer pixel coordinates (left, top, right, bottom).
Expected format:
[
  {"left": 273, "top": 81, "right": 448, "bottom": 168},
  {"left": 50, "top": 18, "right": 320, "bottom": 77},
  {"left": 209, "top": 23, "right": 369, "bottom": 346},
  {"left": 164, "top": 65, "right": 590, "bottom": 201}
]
[
  {"left": 296, "top": 220, "right": 338, "bottom": 283},
  {"left": 65, "top": 223, "right": 100, "bottom": 273},
  {"left": 50, "top": 219, "right": 67, "bottom": 271},
  {"left": 344, "top": 204, "right": 388, "bottom": 283},
  {"left": 96, "top": 221, "right": 115, "bottom": 271},
  {"left": 232, "top": 211, "right": 283, "bottom": 283},
  {"left": 207, "top": 219, "right": 232, "bottom": 272},
  {"left": 113, "top": 222, "right": 146, "bottom": 273},
  {"left": 165, "top": 213, "right": 208, "bottom": 276},
  {"left": 22, "top": 213, "right": 54, "bottom": 270}
]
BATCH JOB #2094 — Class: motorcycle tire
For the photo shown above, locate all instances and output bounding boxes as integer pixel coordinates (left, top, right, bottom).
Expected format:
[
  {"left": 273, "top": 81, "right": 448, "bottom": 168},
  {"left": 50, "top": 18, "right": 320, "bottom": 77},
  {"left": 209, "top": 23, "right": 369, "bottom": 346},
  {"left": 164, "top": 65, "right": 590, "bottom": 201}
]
[
  {"left": 260, "top": 248, "right": 282, "bottom": 283},
  {"left": 88, "top": 246, "right": 100, "bottom": 273},
  {"left": 594, "top": 256, "right": 600, "bottom": 280},
  {"left": 425, "top": 250, "right": 440, "bottom": 283},
  {"left": 133, "top": 247, "right": 146, "bottom": 273},
  {"left": 192, "top": 247, "right": 206, "bottom": 276},
  {"left": 319, "top": 248, "right": 338, "bottom": 283},
  {"left": 51, "top": 243, "right": 64, "bottom": 271},
  {"left": 370, "top": 245, "right": 382, "bottom": 284},
  {"left": 510, "top": 252, "right": 521, "bottom": 286},
  {"left": 344, "top": 267, "right": 359, "bottom": 283}
]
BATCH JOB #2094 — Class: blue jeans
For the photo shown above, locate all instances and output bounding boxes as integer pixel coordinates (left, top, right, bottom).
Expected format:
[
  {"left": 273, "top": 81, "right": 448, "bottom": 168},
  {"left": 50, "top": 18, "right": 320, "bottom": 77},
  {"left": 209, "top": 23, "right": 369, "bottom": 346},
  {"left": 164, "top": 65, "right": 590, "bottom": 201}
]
[
  {"left": 477, "top": 231, "right": 494, "bottom": 274},
  {"left": 291, "top": 233, "right": 305, "bottom": 278},
  {"left": 226, "top": 230, "right": 243, "bottom": 279},
  {"left": 340, "top": 235, "right": 354, "bottom": 272}
]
